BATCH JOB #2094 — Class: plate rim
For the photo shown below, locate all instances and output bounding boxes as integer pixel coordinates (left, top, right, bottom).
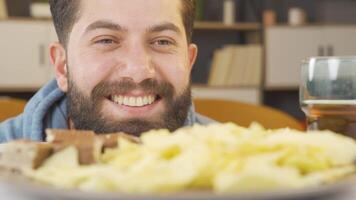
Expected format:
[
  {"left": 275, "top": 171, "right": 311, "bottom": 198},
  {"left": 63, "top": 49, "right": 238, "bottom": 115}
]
[{"left": 1, "top": 173, "right": 355, "bottom": 200}]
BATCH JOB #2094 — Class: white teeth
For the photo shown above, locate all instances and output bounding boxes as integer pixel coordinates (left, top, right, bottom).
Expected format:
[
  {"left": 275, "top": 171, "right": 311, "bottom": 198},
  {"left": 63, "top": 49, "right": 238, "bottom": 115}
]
[
  {"left": 129, "top": 97, "right": 135, "bottom": 106},
  {"left": 137, "top": 97, "right": 143, "bottom": 106},
  {"left": 143, "top": 96, "right": 148, "bottom": 105},
  {"left": 118, "top": 95, "right": 123, "bottom": 105},
  {"left": 123, "top": 96, "right": 129, "bottom": 105},
  {"left": 111, "top": 95, "right": 156, "bottom": 107}
]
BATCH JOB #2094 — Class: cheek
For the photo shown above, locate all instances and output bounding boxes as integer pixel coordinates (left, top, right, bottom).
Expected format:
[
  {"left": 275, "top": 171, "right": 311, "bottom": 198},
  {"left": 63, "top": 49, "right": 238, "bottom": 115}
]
[
  {"left": 155, "top": 54, "right": 191, "bottom": 93},
  {"left": 69, "top": 51, "right": 118, "bottom": 95}
]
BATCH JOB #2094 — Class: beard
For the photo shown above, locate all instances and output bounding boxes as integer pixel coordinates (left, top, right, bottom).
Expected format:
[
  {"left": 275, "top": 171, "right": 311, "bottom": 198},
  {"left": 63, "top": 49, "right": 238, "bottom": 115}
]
[{"left": 67, "top": 76, "right": 192, "bottom": 136}]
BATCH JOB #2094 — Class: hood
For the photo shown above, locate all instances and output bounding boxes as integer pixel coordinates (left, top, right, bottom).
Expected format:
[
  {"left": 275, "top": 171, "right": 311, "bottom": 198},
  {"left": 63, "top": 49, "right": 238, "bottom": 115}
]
[{"left": 22, "top": 79, "right": 67, "bottom": 141}]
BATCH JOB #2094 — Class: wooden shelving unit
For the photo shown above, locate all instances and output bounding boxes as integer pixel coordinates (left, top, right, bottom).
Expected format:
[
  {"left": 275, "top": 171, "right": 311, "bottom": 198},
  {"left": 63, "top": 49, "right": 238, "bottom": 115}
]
[
  {"left": 4, "top": 17, "right": 52, "bottom": 22},
  {"left": 192, "top": 84, "right": 260, "bottom": 89},
  {"left": 264, "top": 86, "right": 299, "bottom": 91},
  {"left": 192, "top": 85, "right": 261, "bottom": 105},
  {"left": 194, "top": 21, "right": 261, "bottom": 31},
  {"left": 0, "top": 18, "right": 264, "bottom": 104},
  {"left": 4, "top": 18, "right": 263, "bottom": 31},
  {"left": 191, "top": 20, "right": 263, "bottom": 105},
  {"left": 0, "top": 87, "right": 40, "bottom": 92}
]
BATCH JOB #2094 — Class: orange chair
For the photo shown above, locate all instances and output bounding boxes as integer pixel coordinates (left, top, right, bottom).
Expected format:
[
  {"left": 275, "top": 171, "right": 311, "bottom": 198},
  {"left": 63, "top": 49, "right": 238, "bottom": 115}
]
[
  {"left": 0, "top": 98, "right": 27, "bottom": 122},
  {"left": 194, "top": 99, "right": 304, "bottom": 130}
]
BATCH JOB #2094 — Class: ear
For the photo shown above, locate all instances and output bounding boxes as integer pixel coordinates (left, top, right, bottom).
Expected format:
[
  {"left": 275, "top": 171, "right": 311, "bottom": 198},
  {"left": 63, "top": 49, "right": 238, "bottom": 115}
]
[
  {"left": 50, "top": 42, "right": 68, "bottom": 92},
  {"left": 187, "top": 43, "right": 198, "bottom": 72}
]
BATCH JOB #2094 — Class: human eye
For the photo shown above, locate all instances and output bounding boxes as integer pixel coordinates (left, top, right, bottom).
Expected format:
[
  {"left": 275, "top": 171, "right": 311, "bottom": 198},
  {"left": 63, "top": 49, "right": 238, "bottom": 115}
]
[
  {"left": 95, "top": 38, "right": 116, "bottom": 45},
  {"left": 91, "top": 35, "right": 120, "bottom": 50},
  {"left": 153, "top": 39, "right": 173, "bottom": 46},
  {"left": 150, "top": 37, "right": 176, "bottom": 52}
]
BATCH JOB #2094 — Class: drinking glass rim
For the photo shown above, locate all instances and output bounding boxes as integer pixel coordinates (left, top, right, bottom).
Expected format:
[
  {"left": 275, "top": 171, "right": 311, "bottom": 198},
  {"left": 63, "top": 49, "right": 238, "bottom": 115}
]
[{"left": 302, "top": 56, "right": 356, "bottom": 64}]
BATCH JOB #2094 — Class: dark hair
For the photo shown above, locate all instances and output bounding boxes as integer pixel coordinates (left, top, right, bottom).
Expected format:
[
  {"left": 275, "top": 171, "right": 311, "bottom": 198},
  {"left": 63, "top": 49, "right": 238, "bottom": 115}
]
[
  {"left": 49, "top": 0, "right": 80, "bottom": 47},
  {"left": 181, "top": 0, "right": 196, "bottom": 43},
  {"left": 50, "top": 0, "right": 196, "bottom": 47}
]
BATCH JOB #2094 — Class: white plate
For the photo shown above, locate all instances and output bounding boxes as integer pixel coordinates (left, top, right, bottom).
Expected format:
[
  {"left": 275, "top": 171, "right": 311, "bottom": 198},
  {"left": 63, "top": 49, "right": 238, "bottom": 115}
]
[{"left": 0, "top": 173, "right": 355, "bottom": 200}]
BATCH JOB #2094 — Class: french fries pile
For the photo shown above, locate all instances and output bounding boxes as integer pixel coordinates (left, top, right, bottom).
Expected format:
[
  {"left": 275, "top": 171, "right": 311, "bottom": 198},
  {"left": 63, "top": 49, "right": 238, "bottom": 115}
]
[{"left": 19, "top": 123, "right": 356, "bottom": 193}]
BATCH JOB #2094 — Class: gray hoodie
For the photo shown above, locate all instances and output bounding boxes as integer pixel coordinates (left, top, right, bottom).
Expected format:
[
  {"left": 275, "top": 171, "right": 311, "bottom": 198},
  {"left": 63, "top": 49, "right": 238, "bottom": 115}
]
[{"left": 0, "top": 79, "right": 214, "bottom": 143}]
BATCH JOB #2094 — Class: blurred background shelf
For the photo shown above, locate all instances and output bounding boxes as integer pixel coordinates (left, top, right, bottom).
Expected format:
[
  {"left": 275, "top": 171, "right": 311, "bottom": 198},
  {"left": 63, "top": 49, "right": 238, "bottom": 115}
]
[
  {"left": 194, "top": 21, "right": 261, "bottom": 31},
  {"left": 265, "top": 25, "right": 356, "bottom": 89},
  {"left": 2, "top": 0, "right": 356, "bottom": 122},
  {"left": 192, "top": 85, "right": 261, "bottom": 105},
  {"left": 264, "top": 86, "right": 299, "bottom": 91}
]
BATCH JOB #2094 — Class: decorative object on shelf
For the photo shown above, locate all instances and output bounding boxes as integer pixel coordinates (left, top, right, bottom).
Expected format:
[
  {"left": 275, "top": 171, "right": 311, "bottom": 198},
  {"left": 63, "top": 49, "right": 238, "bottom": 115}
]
[
  {"left": 263, "top": 9, "right": 277, "bottom": 27},
  {"left": 30, "top": 0, "right": 50, "bottom": 18},
  {"left": 288, "top": 7, "right": 307, "bottom": 26},
  {"left": 0, "top": 0, "right": 8, "bottom": 20},
  {"left": 223, "top": 0, "right": 236, "bottom": 25},
  {"left": 4, "top": 0, "right": 30, "bottom": 17},
  {"left": 195, "top": 0, "right": 205, "bottom": 21}
]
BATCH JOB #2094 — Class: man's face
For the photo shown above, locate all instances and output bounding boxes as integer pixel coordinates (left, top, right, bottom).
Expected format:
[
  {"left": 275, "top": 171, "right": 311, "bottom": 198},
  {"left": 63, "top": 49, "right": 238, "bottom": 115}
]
[{"left": 53, "top": 0, "right": 197, "bottom": 135}]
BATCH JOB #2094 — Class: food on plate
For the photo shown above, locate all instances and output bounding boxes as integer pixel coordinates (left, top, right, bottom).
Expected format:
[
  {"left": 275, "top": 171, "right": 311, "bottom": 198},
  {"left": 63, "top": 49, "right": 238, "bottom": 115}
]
[
  {"left": 0, "top": 129, "right": 139, "bottom": 169},
  {"left": 2, "top": 123, "right": 356, "bottom": 194},
  {"left": 0, "top": 140, "right": 52, "bottom": 169},
  {"left": 45, "top": 129, "right": 139, "bottom": 165}
]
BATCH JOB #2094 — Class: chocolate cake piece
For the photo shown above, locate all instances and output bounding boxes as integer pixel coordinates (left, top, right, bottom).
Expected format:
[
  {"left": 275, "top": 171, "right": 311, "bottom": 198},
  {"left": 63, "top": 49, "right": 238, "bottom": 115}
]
[
  {"left": 45, "top": 129, "right": 139, "bottom": 164},
  {"left": 1, "top": 129, "right": 143, "bottom": 168},
  {"left": 46, "top": 129, "right": 95, "bottom": 144},
  {"left": 45, "top": 129, "right": 100, "bottom": 165},
  {"left": 46, "top": 129, "right": 140, "bottom": 149},
  {"left": 0, "top": 130, "right": 141, "bottom": 171}
]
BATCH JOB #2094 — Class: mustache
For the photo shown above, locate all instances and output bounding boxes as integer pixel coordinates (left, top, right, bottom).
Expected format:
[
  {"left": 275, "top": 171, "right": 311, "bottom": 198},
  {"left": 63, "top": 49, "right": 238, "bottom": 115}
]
[{"left": 91, "top": 78, "right": 175, "bottom": 100}]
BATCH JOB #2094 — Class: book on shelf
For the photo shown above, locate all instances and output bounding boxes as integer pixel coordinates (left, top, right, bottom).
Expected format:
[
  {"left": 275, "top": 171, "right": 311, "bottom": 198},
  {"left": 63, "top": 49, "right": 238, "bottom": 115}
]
[
  {"left": 0, "top": 0, "right": 7, "bottom": 20},
  {"left": 248, "top": 45, "right": 262, "bottom": 86},
  {"left": 208, "top": 45, "right": 262, "bottom": 87},
  {"left": 226, "top": 46, "right": 244, "bottom": 86},
  {"left": 207, "top": 45, "right": 235, "bottom": 86}
]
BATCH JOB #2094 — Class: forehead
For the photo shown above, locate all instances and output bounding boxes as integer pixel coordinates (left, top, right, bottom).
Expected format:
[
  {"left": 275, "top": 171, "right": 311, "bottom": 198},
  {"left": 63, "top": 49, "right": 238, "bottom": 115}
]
[{"left": 75, "top": 0, "right": 183, "bottom": 31}]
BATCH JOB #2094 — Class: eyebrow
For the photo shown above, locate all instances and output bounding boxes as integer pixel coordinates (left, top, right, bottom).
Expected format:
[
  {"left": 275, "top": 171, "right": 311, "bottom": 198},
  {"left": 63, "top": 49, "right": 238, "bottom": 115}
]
[
  {"left": 83, "top": 20, "right": 181, "bottom": 36},
  {"left": 84, "top": 20, "right": 127, "bottom": 35},
  {"left": 147, "top": 22, "right": 182, "bottom": 35}
]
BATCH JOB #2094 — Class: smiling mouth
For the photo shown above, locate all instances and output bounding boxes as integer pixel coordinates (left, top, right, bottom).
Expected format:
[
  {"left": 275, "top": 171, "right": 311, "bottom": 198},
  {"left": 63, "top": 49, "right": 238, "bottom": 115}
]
[{"left": 109, "top": 94, "right": 161, "bottom": 107}]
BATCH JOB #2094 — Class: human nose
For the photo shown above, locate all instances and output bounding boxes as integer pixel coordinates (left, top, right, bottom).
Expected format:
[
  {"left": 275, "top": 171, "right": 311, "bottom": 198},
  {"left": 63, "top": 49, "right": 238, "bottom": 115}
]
[{"left": 120, "top": 44, "right": 156, "bottom": 83}]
